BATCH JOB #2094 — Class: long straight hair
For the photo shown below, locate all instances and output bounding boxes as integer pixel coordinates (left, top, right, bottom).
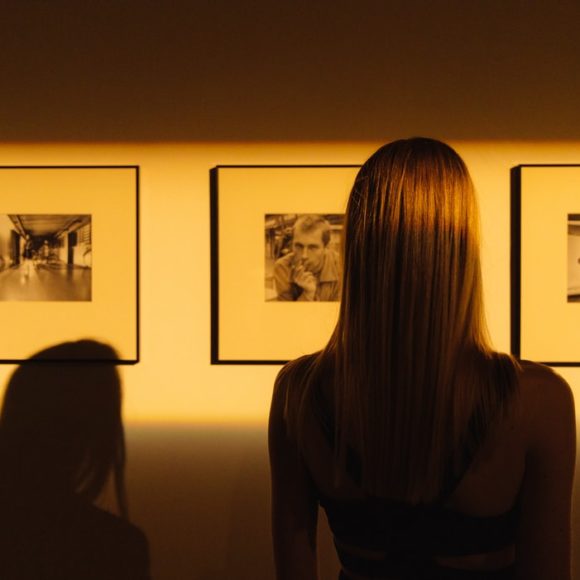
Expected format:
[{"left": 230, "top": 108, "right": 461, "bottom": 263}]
[{"left": 287, "top": 138, "right": 518, "bottom": 503}]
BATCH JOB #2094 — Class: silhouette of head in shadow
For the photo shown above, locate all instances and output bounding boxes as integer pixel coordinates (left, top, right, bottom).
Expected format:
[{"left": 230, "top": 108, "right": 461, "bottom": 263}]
[{"left": 0, "top": 340, "right": 150, "bottom": 580}]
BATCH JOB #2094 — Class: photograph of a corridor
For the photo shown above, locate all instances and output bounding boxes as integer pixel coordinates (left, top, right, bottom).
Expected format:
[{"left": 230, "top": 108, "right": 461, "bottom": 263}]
[{"left": 0, "top": 214, "right": 92, "bottom": 301}]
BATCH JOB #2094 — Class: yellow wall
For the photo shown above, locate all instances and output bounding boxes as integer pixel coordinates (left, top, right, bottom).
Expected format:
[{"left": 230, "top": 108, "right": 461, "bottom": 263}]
[
  {"left": 1, "top": 141, "right": 580, "bottom": 579},
  {"left": 1, "top": 140, "right": 580, "bottom": 419}
]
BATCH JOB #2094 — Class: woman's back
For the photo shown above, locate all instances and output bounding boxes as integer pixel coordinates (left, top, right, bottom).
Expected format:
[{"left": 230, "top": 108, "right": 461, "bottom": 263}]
[
  {"left": 270, "top": 355, "right": 575, "bottom": 579},
  {"left": 269, "top": 139, "right": 576, "bottom": 580}
]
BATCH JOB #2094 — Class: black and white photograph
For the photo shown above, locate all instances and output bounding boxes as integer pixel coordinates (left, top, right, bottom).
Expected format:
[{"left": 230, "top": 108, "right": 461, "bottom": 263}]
[
  {"left": 211, "top": 164, "right": 356, "bottom": 363},
  {"left": 0, "top": 214, "right": 92, "bottom": 301},
  {"left": 0, "top": 166, "right": 138, "bottom": 363},
  {"left": 568, "top": 214, "right": 580, "bottom": 303},
  {"left": 265, "top": 213, "right": 344, "bottom": 302}
]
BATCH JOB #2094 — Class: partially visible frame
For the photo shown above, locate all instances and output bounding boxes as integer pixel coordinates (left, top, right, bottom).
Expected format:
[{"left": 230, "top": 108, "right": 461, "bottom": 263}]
[
  {"left": 0, "top": 166, "right": 139, "bottom": 363},
  {"left": 511, "top": 164, "right": 580, "bottom": 365},
  {"left": 210, "top": 165, "right": 359, "bottom": 364}
]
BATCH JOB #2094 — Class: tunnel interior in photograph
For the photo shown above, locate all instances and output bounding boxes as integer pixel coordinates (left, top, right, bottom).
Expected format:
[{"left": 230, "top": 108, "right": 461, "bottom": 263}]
[{"left": 0, "top": 214, "right": 92, "bottom": 301}]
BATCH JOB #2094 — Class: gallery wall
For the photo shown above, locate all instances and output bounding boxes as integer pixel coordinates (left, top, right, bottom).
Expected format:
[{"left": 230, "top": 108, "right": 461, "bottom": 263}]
[
  {"left": 1, "top": 0, "right": 580, "bottom": 578},
  {"left": 0, "top": 141, "right": 578, "bottom": 580}
]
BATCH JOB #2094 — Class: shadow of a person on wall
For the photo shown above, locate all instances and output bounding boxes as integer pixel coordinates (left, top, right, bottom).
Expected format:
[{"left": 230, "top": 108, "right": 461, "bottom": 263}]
[{"left": 0, "top": 340, "right": 151, "bottom": 580}]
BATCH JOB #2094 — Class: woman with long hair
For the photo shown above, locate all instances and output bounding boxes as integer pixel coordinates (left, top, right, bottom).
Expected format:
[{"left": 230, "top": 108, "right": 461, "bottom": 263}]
[
  {"left": 269, "top": 138, "right": 575, "bottom": 579},
  {"left": 0, "top": 340, "right": 150, "bottom": 580}
]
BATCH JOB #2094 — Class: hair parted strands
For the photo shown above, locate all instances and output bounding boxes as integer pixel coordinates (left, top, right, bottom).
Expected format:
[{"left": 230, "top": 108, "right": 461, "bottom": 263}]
[{"left": 282, "top": 137, "right": 519, "bottom": 504}]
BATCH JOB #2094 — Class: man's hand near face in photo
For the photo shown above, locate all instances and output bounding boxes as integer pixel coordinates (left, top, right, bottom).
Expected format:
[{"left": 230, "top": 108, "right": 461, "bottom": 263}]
[{"left": 291, "top": 262, "right": 317, "bottom": 301}]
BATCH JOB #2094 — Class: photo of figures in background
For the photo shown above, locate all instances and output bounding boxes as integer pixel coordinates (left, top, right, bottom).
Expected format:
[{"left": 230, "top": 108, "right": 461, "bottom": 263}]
[
  {"left": 265, "top": 213, "right": 344, "bottom": 302},
  {"left": 568, "top": 213, "right": 580, "bottom": 303},
  {"left": 0, "top": 214, "right": 92, "bottom": 301}
]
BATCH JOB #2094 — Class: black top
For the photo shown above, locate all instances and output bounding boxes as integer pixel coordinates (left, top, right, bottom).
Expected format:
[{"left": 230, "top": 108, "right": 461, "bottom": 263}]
[
  {"left": 306, "top": 367, "right": 519, "bottom": 580},
  {"left": 319, "top": 492, "right": 518, "bottom": 579}
]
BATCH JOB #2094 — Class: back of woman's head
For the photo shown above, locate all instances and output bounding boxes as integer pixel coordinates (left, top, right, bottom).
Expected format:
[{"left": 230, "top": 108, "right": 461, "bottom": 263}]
[
  {"left": 341, "top": 137, "right": 484, "bottom": 357},
  {"left": 298, "top": 138, "right": 517, "bottom": 502},
  {"left": 0, "top": 340, "right": 127, "bottom": 515}
]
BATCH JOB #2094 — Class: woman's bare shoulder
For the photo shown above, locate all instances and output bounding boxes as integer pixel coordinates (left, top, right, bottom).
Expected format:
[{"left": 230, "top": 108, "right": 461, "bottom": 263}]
[
  {"left": 512, "top": 362, "right": 575, "bottom": 579},
  {"left": 516, "top": 360, "right": 575, "bottom": 446},
  {"left": 517, "top": 360, "right": 573, "bottom": 402}
]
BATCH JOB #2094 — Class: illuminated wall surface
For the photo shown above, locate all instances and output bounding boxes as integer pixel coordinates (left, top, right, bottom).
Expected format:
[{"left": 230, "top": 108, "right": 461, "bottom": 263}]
[
  {"left": 3, "top": 142, "right": 580, "bottom": 421},
  {"left": 0, "top": 142, "right": 580, "bottom": 579}
]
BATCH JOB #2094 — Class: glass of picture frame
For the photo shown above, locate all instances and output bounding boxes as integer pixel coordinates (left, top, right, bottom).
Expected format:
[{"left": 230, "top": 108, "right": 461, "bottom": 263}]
[
  {"left": 0, "top": 166, "right": 139, "bottom": 363},
  {"left": 210, "top": 164, "right": 359, "bottom": 364}
]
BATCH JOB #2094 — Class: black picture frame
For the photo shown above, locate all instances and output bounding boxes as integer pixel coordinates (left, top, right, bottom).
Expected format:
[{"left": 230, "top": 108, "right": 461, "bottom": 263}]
[
  {"left": 511, "top": 164, "right": 580, "bottom": 366},
  {"left": 210, "top": 164, "right": 359, "bottom": 364},
  {"left": 0, "top": 166, "right": 140, "bottom": 364}
]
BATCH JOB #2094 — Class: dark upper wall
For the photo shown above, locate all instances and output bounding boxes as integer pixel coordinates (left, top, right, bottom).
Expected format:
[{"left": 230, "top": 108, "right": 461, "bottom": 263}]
[{"left": 1, "top": 0, "right": 579, "bottom": 142}]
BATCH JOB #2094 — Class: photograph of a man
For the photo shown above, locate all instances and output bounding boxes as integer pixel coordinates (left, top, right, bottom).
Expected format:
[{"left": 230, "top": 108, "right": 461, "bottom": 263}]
[{"left": 266, "top": 214, "right": 342, "bottom": 302}]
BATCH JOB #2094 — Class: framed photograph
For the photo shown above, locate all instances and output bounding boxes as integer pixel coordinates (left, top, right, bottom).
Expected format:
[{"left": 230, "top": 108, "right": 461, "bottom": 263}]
[
  {"left": 210, "top": 165, "right": 359, "bottom": 364},
  {"left": 0, "top": 166, "right": 139, "bottom": 363},
  {"left": 511, "top": 164, "right": 580, "bottom": 365}
]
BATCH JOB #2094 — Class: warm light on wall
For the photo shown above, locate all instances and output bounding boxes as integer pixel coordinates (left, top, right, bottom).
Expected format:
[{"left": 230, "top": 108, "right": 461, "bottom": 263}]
[{"left": 0, "top": 142, "right": 578, "bottom": 425}]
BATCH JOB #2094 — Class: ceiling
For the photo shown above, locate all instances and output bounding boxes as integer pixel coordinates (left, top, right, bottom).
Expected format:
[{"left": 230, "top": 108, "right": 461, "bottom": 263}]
[
  {"left": 0, "top": 1, "right": 579, "bottom": 141},
  {"left": 8, "top": 215, "right": 89, "bottom": 238}
]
